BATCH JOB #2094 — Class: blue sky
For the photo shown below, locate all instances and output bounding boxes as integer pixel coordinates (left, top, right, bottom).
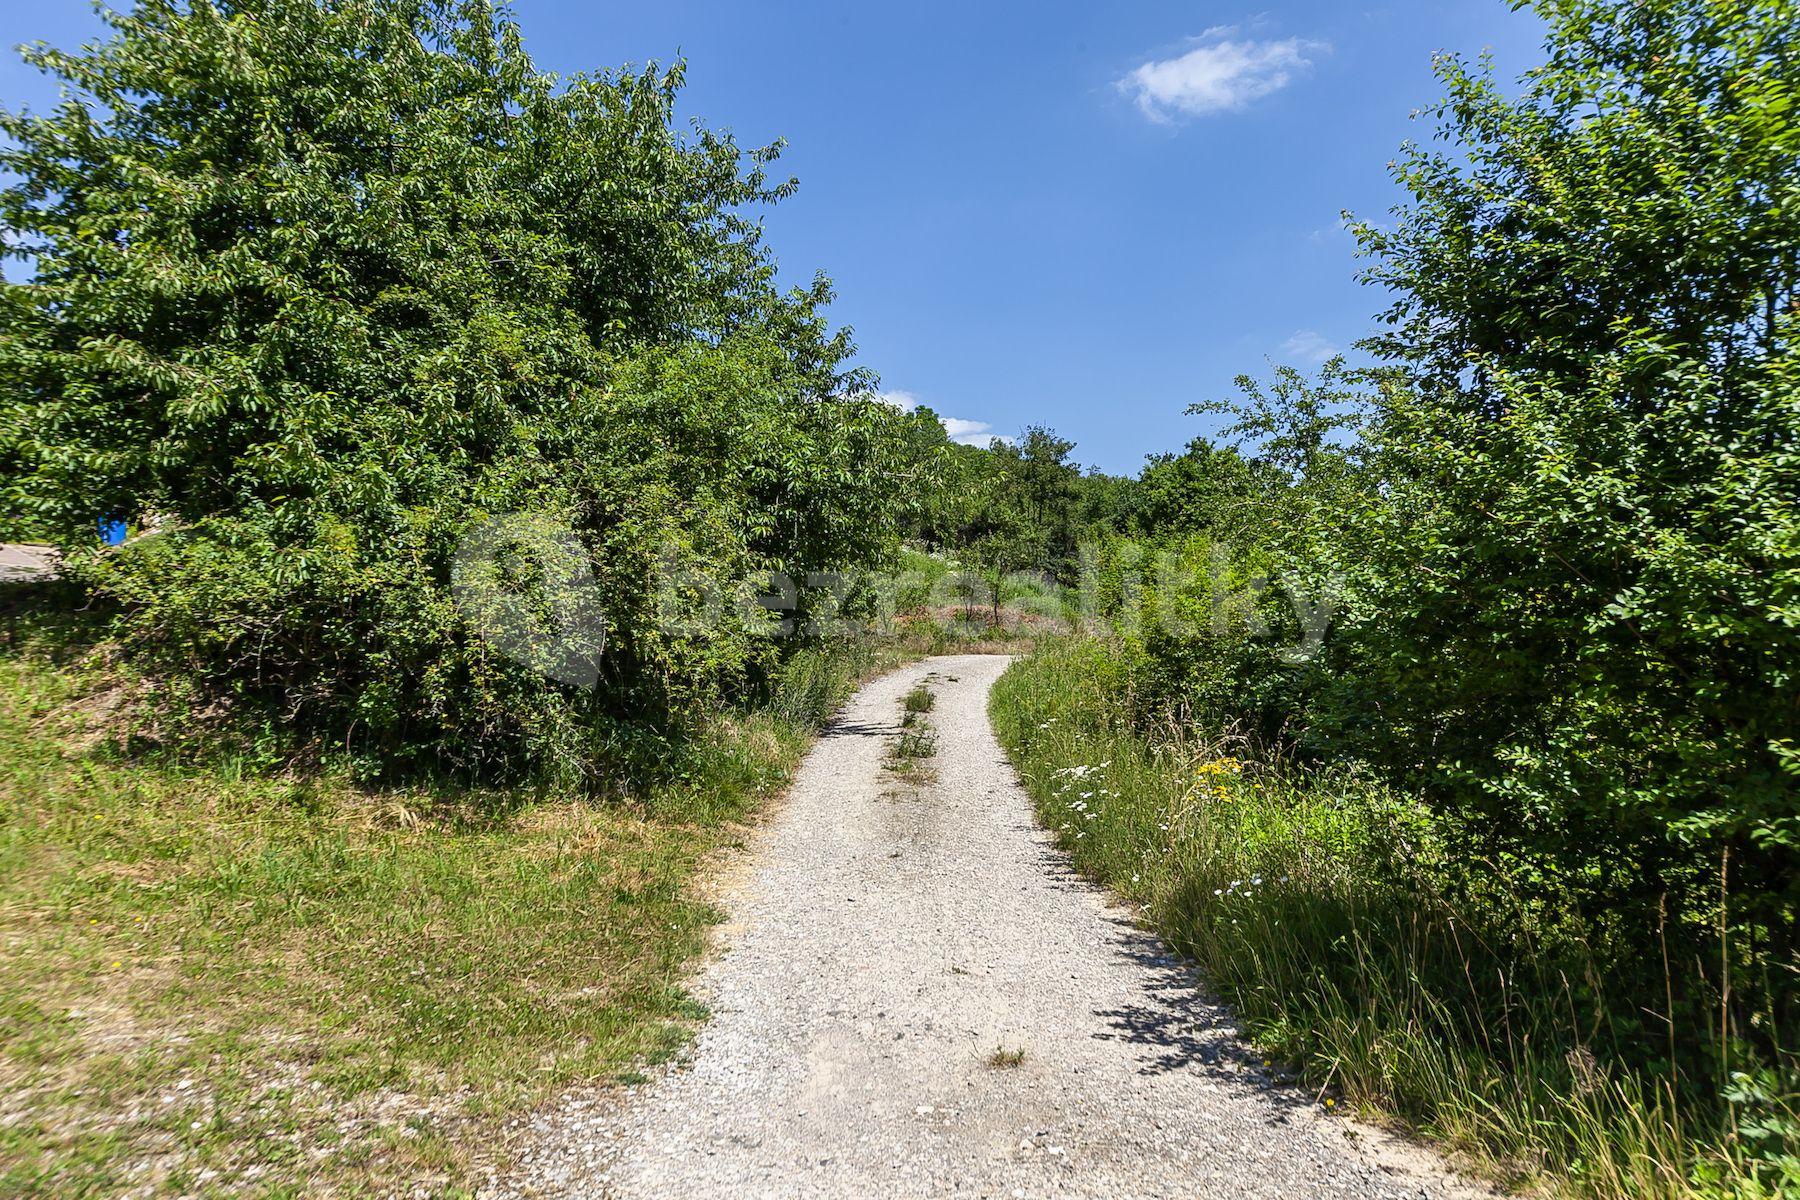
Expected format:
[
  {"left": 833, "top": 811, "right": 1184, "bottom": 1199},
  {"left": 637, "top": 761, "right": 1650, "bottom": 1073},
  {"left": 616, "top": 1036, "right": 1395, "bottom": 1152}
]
[{"left": 3, "top": 1, "right": 1546, "bottom": 474}]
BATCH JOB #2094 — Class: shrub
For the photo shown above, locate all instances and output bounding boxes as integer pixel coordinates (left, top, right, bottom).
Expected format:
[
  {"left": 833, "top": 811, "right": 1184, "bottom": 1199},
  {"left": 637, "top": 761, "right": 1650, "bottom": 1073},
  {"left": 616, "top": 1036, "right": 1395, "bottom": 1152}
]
[
  {"left": 1318, "top": 0, "right": 1800, "bottom": 1060},
  {"left": 995, "top": 639, "right": 1800, "bottom": 1198},
  {"left": 1072, "top": 0, "right": 1799, "bottom": 1168},
  {"left": 1129, "top": 0, "right": 1798, "bottom": 1086},
  {"left": 0, "top": 0, "right": 908, "bottom": 783}
]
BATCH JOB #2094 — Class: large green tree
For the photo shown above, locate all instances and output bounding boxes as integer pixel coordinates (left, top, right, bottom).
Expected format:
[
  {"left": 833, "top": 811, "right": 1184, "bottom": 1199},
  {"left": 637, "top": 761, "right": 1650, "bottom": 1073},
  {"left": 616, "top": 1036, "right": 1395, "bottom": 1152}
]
[
  {"left": 1101, "top": 0, "right": 1798, "bottom": 1085},
  {"left": 0, "top": 0, "right": 905, "bottom": 782}
]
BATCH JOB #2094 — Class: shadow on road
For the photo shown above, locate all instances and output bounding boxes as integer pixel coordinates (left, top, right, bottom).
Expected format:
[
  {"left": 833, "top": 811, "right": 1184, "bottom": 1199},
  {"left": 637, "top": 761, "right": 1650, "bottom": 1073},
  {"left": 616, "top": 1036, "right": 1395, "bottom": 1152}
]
[{"left": 1013, "top": 818, "right": 1312, "bottom": 1113}]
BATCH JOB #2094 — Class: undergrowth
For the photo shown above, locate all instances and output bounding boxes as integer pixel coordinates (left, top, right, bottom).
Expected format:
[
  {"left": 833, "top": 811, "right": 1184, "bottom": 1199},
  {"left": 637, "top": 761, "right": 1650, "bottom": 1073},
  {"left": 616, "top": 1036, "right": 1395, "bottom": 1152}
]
[
  {"left": 0, "top": 583, "right": 903, "bottom": 1197},
  {"left": 991, "top": 637, "right": 1799, "bottom": 1200}
]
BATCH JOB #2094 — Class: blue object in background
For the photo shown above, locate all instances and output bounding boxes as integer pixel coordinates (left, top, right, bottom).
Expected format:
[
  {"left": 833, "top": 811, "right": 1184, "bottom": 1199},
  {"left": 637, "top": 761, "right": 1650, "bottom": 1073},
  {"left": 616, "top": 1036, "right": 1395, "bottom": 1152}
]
[{"left": 98, "top": 517, "right": 127, "bottom": 546}]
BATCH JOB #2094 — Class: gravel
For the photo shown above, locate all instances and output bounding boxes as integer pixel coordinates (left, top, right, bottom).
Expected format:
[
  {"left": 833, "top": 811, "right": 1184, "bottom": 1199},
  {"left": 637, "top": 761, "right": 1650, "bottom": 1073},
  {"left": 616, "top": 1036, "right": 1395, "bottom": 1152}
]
[
  {"left": 0, "top": 543, "right": 57, "bottom": 582},
  {"left": 489, "top": 654, "right": 1489, "bottom": 1199}
]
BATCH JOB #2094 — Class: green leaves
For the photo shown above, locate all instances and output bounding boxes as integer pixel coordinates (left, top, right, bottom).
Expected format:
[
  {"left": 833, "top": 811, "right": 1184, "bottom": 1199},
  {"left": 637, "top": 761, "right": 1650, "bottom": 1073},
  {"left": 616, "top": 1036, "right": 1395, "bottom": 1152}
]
[
  {"left": 1116, "top": 0, "right": 1799, "bottom": 1102},
  {"left": 0, "top": 0, "right": 902, "bottom": 786},
  {"left": 1331, "top": 0, "right": 1800, "bottom": 881}
]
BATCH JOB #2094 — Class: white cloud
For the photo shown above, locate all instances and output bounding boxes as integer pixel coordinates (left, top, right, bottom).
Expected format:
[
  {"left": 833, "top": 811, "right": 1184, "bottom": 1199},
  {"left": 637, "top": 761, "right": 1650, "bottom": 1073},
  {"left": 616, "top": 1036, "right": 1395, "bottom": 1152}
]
[
  {"left": 1120, "top": 34, "right": 1326, "bottom": 121},
  {"left": 875, "top": 390, "right": 1009, "bottom": 446},
  {"left": 942, "top": 417, "right": 1004, "bottom": 446},
  {"left": 1308, "top": 216, "right": 1357, "bottom": 246},
  {"left": 1281, "top": 330, "right": 1338, "bottom": 363}
]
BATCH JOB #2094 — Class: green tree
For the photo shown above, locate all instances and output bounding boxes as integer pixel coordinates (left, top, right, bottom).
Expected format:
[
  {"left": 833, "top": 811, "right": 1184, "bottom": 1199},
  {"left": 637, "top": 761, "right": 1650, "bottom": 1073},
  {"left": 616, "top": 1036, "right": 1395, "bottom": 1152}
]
[
  {"left": 1318, "top": 0, "right": 1799, "bottom": 1060},
  {"left": 1108, "top": 0, "right": 1798, "bottom": 1097},
  {"left": 984, "top": 426, "right": 1082, "bottom": 579},
  {"left": 1127, "top": 439, "right": 1261, "bottom": 543},
  {"left": 0, "top": 0, "right": 904, "bottom": 782},
  {"left": 1070, "top": 467, "right": 1134, "bottom": 544}
]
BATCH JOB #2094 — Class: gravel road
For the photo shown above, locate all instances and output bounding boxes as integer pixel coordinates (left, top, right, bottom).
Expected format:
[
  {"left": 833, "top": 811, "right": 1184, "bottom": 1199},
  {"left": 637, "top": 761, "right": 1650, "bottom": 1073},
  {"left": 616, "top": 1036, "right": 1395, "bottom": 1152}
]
[{"left": 494, "top": 654, "right": 1485, "bottom": 1199}]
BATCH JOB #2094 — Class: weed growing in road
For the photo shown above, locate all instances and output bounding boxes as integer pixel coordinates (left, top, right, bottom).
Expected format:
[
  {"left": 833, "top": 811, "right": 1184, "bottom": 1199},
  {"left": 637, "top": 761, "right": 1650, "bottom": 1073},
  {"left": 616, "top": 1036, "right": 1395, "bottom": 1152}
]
[
  {"left": 987, "top": 1046, "right": 1027, "bottom": 1069},
  {"left": 887, "top": 727, "right": 939, "bottom": 785},
  {"left": 887, "top": 686, "right": 941, "bottom": 786},
  {"left": 896, "top": 729, "right": 937, "bottom": 759}
]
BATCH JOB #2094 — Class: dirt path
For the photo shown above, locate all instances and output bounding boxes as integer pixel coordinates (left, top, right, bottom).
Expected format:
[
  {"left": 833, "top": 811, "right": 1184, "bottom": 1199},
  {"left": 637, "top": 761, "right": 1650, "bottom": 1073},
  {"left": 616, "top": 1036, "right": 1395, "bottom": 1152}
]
[{"left": 495, "top": 655, "right": 1483, "bottom": 1199}]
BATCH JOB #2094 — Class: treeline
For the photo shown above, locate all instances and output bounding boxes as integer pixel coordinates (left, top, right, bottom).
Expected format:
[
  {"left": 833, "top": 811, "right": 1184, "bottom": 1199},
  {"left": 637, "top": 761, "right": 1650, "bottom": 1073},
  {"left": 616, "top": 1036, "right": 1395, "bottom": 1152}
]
[{"left": 885, "top": 408, "right": 1269, "bottom": 586}]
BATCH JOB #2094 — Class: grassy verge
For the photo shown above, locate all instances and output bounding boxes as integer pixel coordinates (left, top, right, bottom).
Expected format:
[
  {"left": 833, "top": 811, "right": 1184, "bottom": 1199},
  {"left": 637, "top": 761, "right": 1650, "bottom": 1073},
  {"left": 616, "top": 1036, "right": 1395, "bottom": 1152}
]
[
  {"left": 990, "top": 637, "right": 1797, "bottom": 1200},
  {"left": 0, "top": 588, "right": 905, "bottom": 1197}
]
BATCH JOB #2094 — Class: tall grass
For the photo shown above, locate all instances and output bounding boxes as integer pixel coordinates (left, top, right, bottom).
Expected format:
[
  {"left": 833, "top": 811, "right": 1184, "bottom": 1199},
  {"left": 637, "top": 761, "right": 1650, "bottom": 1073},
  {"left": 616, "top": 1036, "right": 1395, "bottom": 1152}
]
[{"left": 991, "top": 637, "right": 1798, "bottom": 1199}]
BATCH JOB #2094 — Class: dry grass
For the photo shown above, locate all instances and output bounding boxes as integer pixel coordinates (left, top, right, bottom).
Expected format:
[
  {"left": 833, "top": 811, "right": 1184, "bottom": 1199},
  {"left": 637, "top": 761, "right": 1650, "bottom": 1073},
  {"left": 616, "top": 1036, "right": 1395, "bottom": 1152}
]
[{"left": 0, "top": 597, "right": 883, "bottom": 1197}]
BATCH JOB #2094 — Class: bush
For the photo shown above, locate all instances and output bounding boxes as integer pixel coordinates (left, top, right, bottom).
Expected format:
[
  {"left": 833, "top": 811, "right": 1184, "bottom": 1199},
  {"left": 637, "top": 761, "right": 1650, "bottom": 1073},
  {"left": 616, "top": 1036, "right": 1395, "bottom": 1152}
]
[
  {"left": 1122, "top": 0, "right": 1797, "bottom": 1092},
  {"left": 995, "top": 639, "right": 1800, "bottom": 1198},
  {"left": 1069, "top": 0, "right": 1799, "bottom": 1179},
  {"left": 1318, "top": 0, "right": 1800, "bottom": 1061},
  {"left": 0, "top": 0, "right": 908, "bottom": 784}
]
